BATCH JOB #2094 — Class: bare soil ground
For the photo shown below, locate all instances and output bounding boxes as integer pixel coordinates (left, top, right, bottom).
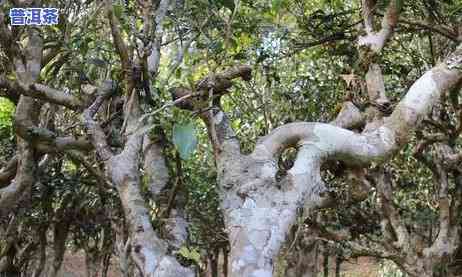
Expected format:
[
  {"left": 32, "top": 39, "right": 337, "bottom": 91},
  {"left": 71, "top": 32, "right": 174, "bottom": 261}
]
[
  {"left": 57, "top": 251, "right": 121, "bottom": 277},
  {"left": 58, "top": 253, "right": 379, "bottom": 277},
  {"left": 338, "top": 257, "right": 380, "bottom": 277}
]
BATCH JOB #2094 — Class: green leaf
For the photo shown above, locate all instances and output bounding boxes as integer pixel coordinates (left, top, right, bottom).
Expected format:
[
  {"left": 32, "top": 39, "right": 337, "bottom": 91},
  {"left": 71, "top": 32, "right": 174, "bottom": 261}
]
[
  {"left": 0, "top": 97, "right": 15, "bottom": 133},
  {"left": 210, "top": 0, "right": 235, "bottom": 11},
  {"left": 113, "top": 4, "right": 124, "bottom": 19},
  {"left": 209, "top": 41, "right": 224, "bottom": 54},
  {"left": 175, "top": 67, "right": 182, "bottom": 78},
  {"left": 172, "top": 123, "right": 197, "bottom": 160},
  {"left": 222, "top": 0, "right": 235, "bottom": 11},
  {"left": 178, "top": 246, "right": 201, "bottom": 264},
  {"left": 272, "top": 0, "right": 283, "bottom": 12}
]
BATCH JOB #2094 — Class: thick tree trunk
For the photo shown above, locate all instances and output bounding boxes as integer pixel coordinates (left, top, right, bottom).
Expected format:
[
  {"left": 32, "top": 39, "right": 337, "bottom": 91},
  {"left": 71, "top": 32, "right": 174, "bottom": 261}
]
[
  {"left": 108, "top": 94, "right": 192, "bottom": 276},
  {"left": 170, "top": 52, "right": 462, "bottom": 276},
  {"left": 108, "top": 134, "right": 193, "bottom": 277},
  {"left": 82, "top": 86, "right": 194, "bottom": 276},
  {"left": 213, "top": 118, "right": 329, "bottom": 277},
  {"left": 42, "top": 223, "right": 69, "bottom": 277}
]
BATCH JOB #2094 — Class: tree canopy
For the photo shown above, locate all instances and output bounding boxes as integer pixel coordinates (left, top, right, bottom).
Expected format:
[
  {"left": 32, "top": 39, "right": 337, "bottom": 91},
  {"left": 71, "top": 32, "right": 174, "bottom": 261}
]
[{"left": 0, "top": 0, "right": 462, "bottom": 276}]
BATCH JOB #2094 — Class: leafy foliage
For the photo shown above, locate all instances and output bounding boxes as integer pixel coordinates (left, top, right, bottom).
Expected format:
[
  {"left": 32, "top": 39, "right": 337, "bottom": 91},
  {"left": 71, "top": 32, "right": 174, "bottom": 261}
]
[
  {"left": 1, "top": 0, "right": 462, "bottom": 275},
  {"left": 0, "top": 97, "right": 14, "bottom": 137}
]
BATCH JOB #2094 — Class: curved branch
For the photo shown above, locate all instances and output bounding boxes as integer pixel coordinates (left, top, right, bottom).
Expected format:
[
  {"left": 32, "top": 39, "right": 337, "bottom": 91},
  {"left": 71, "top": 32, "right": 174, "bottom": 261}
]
[
  {"left": 223, "top": 47, "right": 462, "bottom": 276},
  {"left": 82, "top": 93, "right": 114, "bottom": 161},
  {"left": 108, "top": 130, "right": 193, "bottom": 276},
  {"left": 359, "top": 0, "right": 402, "bottom": 52},
  {"left": 397, "top": 19, "right": 460, "bottom": 42},
  {"left": 12, "top": 80, "right": 116, "bottom": 111},
  {"left": 0, "top": 156, "right": 18, "bottom": 188},
  {"left": 105, "top": 0, "right": 131, "bottom": 73},
  {"left": 256, "top": 46, "right": 462, "bottom": 164},
  {"left": 0, "top": 140, "right": 35, "bottom": 217},
  {"left": 25, "top": 83, "right": 83, "bottom": 111},
  {"left": 147, "top": 0, "right": 171, "bottom": 75},
  {"left": 330, "top": 101, "right": 365, "bottom": 129},
  {"left": 172, "top": 65, "right": 252, "bottom": 157}
]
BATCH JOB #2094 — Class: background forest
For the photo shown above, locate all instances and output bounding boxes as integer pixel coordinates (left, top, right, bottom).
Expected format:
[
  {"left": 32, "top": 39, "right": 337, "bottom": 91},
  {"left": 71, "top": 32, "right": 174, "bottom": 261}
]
[{"left": 1, "top": 0, "right": 462, "bottom": 276}]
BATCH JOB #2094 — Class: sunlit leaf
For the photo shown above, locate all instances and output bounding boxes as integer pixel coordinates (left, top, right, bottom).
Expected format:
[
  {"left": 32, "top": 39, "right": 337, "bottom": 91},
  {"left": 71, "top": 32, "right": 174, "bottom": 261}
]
[
  {"left": 178, "top": 246, "right": 201, "bottom": 264},
  {"left": 272, "top": 0, "right": 283, "bottom": 12},
  {"left": 113, "top": 4, "right": 124, "bottom": 19},
  {"left": 172, "top": 122, "right": 198, "bottom": 160}
]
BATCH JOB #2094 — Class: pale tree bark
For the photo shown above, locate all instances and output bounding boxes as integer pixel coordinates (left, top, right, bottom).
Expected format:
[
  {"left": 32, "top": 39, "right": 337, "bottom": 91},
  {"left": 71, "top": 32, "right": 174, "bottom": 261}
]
[
  {"left": 0, "top": 156, "right": 18, "bottom": 188},
  {"left": 306, "top": 103, "right": 462, "bottom": 277},
  {"left": 279, "top": 102, "right": 365, "bottom": 277},
  {"left": 0, "top": 24, "right": 43, "bottom": 217},
  {"left": 41, "top": 222, "right": 70, "bottom": 277},
  {"left": 357, "top": 0, "right": 402, "bottom": 126},
  {"left": 410, "top": 142, "right": 461, "bottom": 276},
  {"left": 173, "top": 44, "right": 462, "bottom": 276},
  {"left": 82, "top": 89, "right": 193, "bottom": 277},
  {"left": 321, "top": 3, "right": 462, "bottom": 273},
  {"left": 0, "top": 1, "right": 194, "bottom": 275},
  {"left": 3, "top": 33, "right": 462, "bottom": 277},
  {"left": 2, "top": 1, "right": 462, "bottom": 277},
  {"left": 313, "top": 2, "right": 461, "bottom": 275},
  {"left": 143, "top": 137, "right": 189, "bottom": 250},
  {"left": 77, "top": 1, "right": 194, "bottom": 275},
  {"left": 0, "top": 24, "right": 92, "bottom": 216}
]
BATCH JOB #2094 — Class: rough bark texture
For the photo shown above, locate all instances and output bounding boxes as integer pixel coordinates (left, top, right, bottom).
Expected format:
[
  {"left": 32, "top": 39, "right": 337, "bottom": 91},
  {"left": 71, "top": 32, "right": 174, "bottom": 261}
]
[
  {"left": 41, "top": 223, "right": 70, "bottom": 277},
  {"left": 1, "top": 1, "right": 462, "bottom": 275},
  {"left": 173, "top": 45, "right": 462, "bottom": 276},
  {"left": 82, "top": 93, "right": 193, "bottom": 276}
]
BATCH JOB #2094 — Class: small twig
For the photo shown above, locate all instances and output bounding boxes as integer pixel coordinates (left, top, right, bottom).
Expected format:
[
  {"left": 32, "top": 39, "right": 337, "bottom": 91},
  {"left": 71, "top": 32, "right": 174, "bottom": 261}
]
[
  {"left": 101, "top": 110, "right": 123, "bottom": 128},
  {"left": 82, "top": 92, "right": 115, "bottom": 161},
  {"left": 208, "top": 86, "right": 221, "bottom": 153},
  {"left": 139, "top": 92, "right": 196, "bottom": 123},
  {"left": 162, "top": 152, "right": 183, "bottom": 218},
  {"left": 67, "top": 151, "right": 110, "bottom": 188},
  {"left": 62, "top": 122, "right": 80, "bottom": 132},
  {"left": 130, "top": 92, "right": 197, "bottom": 137}
]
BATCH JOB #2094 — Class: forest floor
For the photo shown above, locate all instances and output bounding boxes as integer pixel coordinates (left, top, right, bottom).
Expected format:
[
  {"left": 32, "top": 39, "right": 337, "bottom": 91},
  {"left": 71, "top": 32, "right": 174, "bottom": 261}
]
[
  {"left": 58, "top": 251, "right": 120, "bottom": 277},
  {"left": 339, "top": 257, "right": 380, "bottom": 277},
  {"left": 56, "top": 252, "right": 380, "bottom": 277}
]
